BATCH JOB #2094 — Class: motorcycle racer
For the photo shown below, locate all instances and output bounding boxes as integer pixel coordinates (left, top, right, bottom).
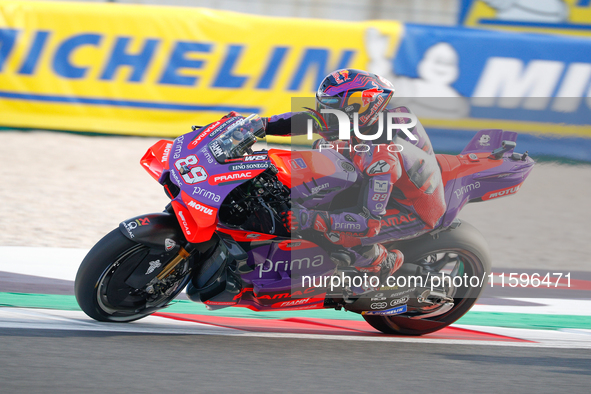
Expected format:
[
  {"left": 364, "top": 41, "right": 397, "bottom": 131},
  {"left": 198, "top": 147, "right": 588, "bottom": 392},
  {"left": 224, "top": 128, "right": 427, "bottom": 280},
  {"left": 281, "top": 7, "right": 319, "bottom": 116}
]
[{"left": 228, "top": 69, "right": 447, "bottom": 286}]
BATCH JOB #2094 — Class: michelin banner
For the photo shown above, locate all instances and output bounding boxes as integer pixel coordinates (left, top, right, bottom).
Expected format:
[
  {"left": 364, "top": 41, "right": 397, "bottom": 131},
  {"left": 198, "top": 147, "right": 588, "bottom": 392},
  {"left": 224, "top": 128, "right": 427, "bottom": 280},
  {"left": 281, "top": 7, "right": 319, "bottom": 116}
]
[
  {"left": 459, "top": 0, "right": 591, "bottom": 36},
  {"left": 1, "top": 1, "right": 590, "bottom": 160},
  {"left": 0, "top": 0, "right": 402, "bottom": 137}
]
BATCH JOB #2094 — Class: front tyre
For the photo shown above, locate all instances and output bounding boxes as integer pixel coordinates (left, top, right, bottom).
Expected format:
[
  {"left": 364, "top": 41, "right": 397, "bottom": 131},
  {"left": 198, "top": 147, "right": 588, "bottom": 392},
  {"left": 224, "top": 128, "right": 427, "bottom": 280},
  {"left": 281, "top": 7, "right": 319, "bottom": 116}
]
[
  {"left": 75, "top": 229, "right": 191, "bottom": 322},
  {"left": 364, "top": 221, "right": 491, "bottom": 335}
]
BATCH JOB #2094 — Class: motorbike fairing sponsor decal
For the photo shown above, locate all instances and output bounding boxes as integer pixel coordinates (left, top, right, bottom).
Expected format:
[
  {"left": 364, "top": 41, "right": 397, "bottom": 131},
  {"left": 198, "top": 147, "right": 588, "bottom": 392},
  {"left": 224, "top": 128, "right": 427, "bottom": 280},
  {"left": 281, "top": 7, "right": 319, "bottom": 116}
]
[
  {"left": 181, "top": 191, "right": 217, "bottom": 224},
  {"left": 170, "top": 167, "right": 183, "bottom": 187},
  {"left": 118, "top": 213, "right": 184, "bottom": 249},
  {"left": 171, "top": 201, "right": 197, "bottom": 240},
  {"left": 228, "top": 162, "right": 269, "bottom": 171},
  {"left": 390, "top": 296, "right": 409, "bottom": 306},
  {"left": 209, "top": 118, "right": 239, "bottom": 139},
  {"left": 187, "top": 199, "right": 215, "bottom": 216},
  {"left": 171, "top": 195, "right": 217, "bottom": 243},
  {"left": 371, "top": 293, "right": 387, "bottom": 301},
  {"left": 173, "top": 154, "right": 208, "bottom": 185},
  {"left": 191, "top": 185, "right": 222, "bottom": 204},
  {"left": 235, "top": 285, "right": 324, "bottom": 302},
  {"left": 362, "top": 304, "right": 407, "bottom": 316},
  {"left": 310, "top": 183, "right": 330, "bottom": 195},
  {"left": 482, "top": 183, "right": 523, "bottom": 201},
  {"left": 208, "top": 169, "right": 265, "bottom": 185},
  {"left": 289, "top": 158, "right": 307, "bottom": 169},
  {"left": 370, "top": 301, "right": 388, "bottom": 310},
  {"left": 257, "top": 254, "right": 326, "bottom": 276},
  {"left": 172, "top": 135, "right": 185, "bottom": 160},
  {"left": 244, "top": 154, "right": 268, "bottom": 162},
  {"left": 164, "top": 238, "right": 176, "bottom": 251},
  {"left": 256, "top": 287, "right": 319, "bottom": 301},
  {"left": 453, "top": 181, "right": 481, "bottom": 199},
  {"left": 461, "top": 130, "right": 517, "bottom": 155},
  {"left": 188, "top": 120, "right": 223, "bottom": 149},
  {"left": 270, "top": 296, "right": 325, "bottom": 309},
  {"left": 122, "top": 217, "right": 151, "bottom": 238},
  {"left": 479, "top": 134, "right": 491, "bottom": 146},
  {"left": 145, "top": 260, "right": 161, "bottom": 275},
  {"left": 209, "top": 140, "right": 224, "bottom": 160}
]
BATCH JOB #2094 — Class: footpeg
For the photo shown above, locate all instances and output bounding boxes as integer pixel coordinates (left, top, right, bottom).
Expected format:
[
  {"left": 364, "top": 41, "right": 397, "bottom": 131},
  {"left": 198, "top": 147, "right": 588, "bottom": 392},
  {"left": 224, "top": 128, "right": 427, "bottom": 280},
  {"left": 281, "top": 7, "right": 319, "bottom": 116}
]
[{"left": 417, "top": 289, "right": 454, "bottom": 305}]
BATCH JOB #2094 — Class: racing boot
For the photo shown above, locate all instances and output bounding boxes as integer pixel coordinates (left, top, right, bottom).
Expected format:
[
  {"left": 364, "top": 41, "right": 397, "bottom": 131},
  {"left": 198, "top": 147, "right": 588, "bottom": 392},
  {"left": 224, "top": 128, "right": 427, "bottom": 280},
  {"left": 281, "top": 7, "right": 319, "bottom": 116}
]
[
  {"left": 351, "top": 244, "right": 404, "bottom": 293},
  {"left": 378, "top": 248, "right": 404, "bottom": 282}
]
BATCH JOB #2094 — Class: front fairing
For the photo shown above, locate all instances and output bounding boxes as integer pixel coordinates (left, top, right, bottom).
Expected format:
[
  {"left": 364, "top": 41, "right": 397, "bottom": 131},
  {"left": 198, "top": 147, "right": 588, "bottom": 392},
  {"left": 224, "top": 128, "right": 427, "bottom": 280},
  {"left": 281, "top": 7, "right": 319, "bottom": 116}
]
[{"left": 161, "top": 117, "right": 270, "bottom": 243}]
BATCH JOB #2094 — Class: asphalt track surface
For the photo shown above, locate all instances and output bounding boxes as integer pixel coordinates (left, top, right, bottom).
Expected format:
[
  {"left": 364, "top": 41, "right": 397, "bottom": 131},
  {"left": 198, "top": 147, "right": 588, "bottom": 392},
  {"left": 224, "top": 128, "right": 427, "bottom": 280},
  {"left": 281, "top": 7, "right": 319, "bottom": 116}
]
[
  {"left": 1, "top": 255, "right": 591, "bottom": 393},
  {"left": 1, "top": 328, "right": 590, "bottom": 394}
]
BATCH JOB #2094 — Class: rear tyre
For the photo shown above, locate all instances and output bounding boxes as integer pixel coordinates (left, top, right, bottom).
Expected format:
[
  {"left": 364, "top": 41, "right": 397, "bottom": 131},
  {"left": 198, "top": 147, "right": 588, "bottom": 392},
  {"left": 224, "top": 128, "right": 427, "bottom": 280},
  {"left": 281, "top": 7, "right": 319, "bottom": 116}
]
[
  {"left": 75, "top": 229, "right": 191, "bottom": 322},
  {"left": 363, "top": 221, "right": 491, "bottom": 335}
]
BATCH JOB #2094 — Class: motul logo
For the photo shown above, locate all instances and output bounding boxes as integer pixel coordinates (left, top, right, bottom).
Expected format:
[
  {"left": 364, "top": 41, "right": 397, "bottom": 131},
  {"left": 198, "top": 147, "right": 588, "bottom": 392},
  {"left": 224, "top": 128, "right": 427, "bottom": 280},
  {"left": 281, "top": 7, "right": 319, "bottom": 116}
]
[
  {"left": 161, "top": 143, "right": 172, "bottom": 163},
  {"left": 187, "top": 200, "right": 214, "bottom": 215},
  {"left": 483, "top": 183, "right": 522, "bottom": 201}
]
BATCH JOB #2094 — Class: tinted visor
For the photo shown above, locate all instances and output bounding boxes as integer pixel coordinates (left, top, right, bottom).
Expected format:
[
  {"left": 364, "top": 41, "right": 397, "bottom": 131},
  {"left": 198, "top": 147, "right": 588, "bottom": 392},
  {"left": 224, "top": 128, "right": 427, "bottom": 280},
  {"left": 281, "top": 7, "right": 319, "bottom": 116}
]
[{"left": 315, "top": 94, "right": 359, "bottom": 133}]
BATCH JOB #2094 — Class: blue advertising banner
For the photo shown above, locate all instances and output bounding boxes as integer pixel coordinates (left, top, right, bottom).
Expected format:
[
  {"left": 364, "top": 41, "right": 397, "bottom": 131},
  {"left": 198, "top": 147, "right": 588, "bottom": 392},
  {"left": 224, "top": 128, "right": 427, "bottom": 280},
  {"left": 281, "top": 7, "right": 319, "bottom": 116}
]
[
  {"left": 377, "top": 23, "right": 591, "bottom": 161},
  {"left": 1, "top": 1, "right": 589, "bottom": 161},
  {"left": 459, "top": 0, "right": 591, "bottom": 37}
]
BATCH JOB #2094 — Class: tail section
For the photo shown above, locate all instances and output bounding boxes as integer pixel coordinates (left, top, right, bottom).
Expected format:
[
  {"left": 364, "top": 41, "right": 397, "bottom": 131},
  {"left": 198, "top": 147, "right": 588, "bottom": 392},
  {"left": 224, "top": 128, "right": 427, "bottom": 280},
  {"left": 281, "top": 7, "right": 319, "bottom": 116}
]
[{"left": 437, "top": 129, "right": 534, "bottom": 228}]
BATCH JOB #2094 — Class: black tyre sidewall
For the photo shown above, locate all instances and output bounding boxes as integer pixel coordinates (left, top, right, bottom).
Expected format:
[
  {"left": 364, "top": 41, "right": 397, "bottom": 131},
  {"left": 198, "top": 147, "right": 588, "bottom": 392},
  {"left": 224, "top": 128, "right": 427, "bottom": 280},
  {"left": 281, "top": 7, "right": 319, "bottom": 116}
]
[
  {"left": 364, "top": 221, "right": 492, "bottom": 335},
  {"left": 75, "top": 229, "right": 148, "bottom": 322}
]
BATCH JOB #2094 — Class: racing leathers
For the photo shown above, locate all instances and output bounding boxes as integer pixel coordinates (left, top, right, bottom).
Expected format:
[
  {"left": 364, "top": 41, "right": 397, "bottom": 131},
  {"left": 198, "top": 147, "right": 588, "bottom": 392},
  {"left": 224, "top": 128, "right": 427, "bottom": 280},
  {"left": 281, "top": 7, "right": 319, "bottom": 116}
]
[{"left": 263, "top": 106, "right": 447, "bottom": 280}]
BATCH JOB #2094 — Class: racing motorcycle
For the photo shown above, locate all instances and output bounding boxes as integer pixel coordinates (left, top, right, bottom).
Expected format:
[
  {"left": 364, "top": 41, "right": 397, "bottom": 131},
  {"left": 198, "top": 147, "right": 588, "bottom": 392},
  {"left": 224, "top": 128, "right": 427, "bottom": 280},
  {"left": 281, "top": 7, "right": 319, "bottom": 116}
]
[{"left": 75, "top": 114, "right": 534, "bottom": 335}]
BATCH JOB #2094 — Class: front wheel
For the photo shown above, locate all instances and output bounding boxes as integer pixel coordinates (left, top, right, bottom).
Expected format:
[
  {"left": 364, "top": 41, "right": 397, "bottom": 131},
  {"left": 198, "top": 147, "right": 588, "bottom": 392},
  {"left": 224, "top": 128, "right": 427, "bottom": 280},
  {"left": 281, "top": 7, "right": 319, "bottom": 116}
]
[
  {"left": 364, "top": 221, "right": 491, "bottom": 335},
  {"left": 75, "top": 229, "right": 192, "bottom": 322}
]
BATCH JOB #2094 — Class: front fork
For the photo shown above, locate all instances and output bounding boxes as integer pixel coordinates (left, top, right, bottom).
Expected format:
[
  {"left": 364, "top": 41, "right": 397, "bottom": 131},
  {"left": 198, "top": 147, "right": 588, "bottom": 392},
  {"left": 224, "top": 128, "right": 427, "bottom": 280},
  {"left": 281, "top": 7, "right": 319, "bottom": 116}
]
[{"left": 156, "top": 247, "right": 191, "bottom": 280}]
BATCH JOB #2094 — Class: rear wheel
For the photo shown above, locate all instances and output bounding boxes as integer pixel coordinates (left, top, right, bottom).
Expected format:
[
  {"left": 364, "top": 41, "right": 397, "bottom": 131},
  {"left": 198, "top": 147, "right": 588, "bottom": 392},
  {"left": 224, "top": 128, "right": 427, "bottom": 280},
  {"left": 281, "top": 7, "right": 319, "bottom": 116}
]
[
  {"left": 363, "top": 221, "right": 491, "bottom": 335},
  {"left": 75, "top": 229, "right": 192, "bottom": 322}
]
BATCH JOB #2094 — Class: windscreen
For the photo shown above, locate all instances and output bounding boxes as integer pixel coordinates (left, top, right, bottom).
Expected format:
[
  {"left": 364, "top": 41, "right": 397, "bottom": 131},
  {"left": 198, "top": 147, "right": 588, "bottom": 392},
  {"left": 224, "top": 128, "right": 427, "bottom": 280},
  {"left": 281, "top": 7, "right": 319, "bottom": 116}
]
[{"left": 208, "top": 114, "right": 265, "bottom": 163}]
